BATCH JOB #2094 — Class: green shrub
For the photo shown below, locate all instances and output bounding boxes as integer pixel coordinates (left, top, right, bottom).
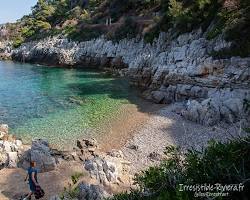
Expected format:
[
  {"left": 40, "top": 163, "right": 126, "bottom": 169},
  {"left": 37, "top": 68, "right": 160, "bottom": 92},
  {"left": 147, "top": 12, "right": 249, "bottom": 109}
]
[
  {"left": 107, "top": 17, "right": 140, "bottom": 42},
  {"left": 208, "top": 0, "right": 250, "bottom": 57},
  {"left": 108, "top": 0, "right": 139, "bottom": 21},
  {"left": 33, "top": 20, "right": 52, "bottom": 31},
  {"left": 144, "top": 26, "right": 160, "bottom": 43},
  {"left": 224, "top": 7, "right": 250, "bottom": 57},
  {"left": 63, "top": 25, "right": 76, "bottom": 35},
  {"left": 13, "top": 36, "right": 24, "bottom": 48},
  {"left": 206, "top": 26, "right": 222, "bottom": 40},
  {"left": 144, "top": 13, "right": 172, "bottom": 43},
  {"left": 71, "top": 172, "right": 85, "bottom": 184},
  {"left": 162, "top": 0, "right": 221, "bottom": 34},
  {"left": 61, "top": 184, "right": 80, "bottom": 199},
  {"left": 109, "top": 137, "right": 250, "bottom": 200},
  {"left": 67, "top": 25, "right": 105, "bottom": 41},
  {"left": 21, "top": 27, "right": 36, "bottom": 38},
  {"left": 60, "top": 171, "right": 85, "bottom": 199}
]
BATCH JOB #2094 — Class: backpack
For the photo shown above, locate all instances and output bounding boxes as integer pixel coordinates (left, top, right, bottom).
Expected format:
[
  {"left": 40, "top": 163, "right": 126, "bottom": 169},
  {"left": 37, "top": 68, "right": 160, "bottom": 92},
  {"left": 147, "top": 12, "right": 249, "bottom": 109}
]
[{"left": 34, "top": 185, "right": 45, "bottom": 199}]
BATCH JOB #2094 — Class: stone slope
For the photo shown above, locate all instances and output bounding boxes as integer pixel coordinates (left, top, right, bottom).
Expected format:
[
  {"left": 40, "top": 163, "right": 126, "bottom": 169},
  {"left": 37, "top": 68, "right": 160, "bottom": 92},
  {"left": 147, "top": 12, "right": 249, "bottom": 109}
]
[{"left": 11, "top": 30, "right": 250, "bottom": 126}]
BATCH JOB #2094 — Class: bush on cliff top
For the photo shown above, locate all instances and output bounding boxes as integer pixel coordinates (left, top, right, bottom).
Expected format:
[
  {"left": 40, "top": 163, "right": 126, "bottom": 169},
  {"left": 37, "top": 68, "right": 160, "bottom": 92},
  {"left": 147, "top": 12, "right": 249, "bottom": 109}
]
[
  {"left": 206, "top": 0, "right": 250, "bottom": 58},
  {"left": 144, "top": 0, "right": 222, "bottom": 43},
  {"left": 106, "top": 17, "right": 140, "bottom": 42},
  {"left": 3, "top": 0, "right": 250, "bottom": 57},
  {"left": 108, "top": 136, "right": 250, "bottom": 200}
]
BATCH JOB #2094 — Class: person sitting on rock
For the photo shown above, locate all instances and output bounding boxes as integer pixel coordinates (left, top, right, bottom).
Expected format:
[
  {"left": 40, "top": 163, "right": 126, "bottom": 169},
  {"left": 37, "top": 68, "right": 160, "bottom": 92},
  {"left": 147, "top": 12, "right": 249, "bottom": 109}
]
[{"left": 23, "top": 161, "right": 39, "bottom": 200}]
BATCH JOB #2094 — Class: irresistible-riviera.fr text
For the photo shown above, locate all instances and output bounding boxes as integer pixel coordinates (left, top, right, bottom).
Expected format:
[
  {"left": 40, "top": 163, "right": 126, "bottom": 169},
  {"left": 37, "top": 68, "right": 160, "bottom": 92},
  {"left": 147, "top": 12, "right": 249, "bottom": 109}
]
[{"left": 179, "top": 183, "right": 244, "bottom": 192}]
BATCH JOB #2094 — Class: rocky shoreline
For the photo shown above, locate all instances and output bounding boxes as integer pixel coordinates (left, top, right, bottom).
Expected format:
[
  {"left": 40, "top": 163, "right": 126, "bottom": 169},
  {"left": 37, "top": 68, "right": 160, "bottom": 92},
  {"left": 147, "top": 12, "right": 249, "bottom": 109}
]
[
  {"left": 1, "top": 29, "right": 249, "bottom": 128},
  {"left": 1, "top": 101, "right": 249, "bottom": 199},
  {"left": 0, "top": 28, "right": 250, "bottom": 199},
  {"left": 0, "top": 123, "right": 134, "bottom": 199}
]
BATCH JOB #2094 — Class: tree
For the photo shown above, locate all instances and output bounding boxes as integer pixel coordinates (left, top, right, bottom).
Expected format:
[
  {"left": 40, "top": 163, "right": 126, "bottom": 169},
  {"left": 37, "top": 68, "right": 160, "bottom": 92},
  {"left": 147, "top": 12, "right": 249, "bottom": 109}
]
[{"left": 32, "top": 0, "right": 55, "bottom": 21}]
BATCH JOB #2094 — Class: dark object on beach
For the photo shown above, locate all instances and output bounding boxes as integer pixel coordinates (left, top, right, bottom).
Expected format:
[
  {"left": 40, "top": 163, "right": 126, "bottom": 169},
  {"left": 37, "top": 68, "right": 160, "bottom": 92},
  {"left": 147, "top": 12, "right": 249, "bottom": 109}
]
[
  {"left": 127, "top": 144, "right": 139, "bottom": 151},
  {"left": 34, "top": 185, "right": 45, "bottom": 199}
]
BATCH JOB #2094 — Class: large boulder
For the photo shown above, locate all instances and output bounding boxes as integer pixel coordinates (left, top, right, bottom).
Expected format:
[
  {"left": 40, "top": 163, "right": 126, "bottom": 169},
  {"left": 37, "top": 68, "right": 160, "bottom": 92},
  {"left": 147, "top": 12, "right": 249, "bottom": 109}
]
[
  {"left": 151, "top": 91, "right": 165, "bottom": 103},
  {"left": 182, "top": 95, "right": 249, "bottom": 126},
  {"left": 20, "top": 139, "right": 57, "bottom": 172},
  {"left": 0, "top": 126, "right": 23, "bottom": 169},
  {"left": 84, "top": 151, "right": 131, "bottom": 186},
  {"left": 182, "top": 99, "right": 221, "bottom": 126},
  {"left": 78, "top": 183, "right": 110, "bottom": 200},
  {"left": 52, "top": 183, "right": 110, "bottom": 200}
]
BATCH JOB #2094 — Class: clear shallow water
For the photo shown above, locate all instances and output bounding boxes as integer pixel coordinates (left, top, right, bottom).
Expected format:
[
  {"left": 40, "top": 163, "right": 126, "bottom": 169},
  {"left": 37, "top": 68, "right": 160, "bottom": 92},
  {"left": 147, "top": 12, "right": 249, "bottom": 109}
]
[{"left": 0, "top": 61, "right": 139, "bottom": 149}]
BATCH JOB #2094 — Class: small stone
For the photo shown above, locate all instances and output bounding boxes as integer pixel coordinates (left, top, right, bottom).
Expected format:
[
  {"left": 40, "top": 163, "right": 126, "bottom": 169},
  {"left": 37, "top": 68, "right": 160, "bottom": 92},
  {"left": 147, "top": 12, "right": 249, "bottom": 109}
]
[
  {"left": 15, "top": 140, "right": 22, "bottom": 147},
  {"left": 88, "top": 147, "right": 96, "bottom": 153},
  {"left": 84, "top": 159, "right": 95, "bottom": 171},
  {"left": 127, "top": 144, "right": 139, "bottom": 151},
  {"left": 107, "top": 150, "right": 124, "bottom": 158},
  {"left": 0, "top": 124, "right": 8, "bottom": 134},
  {"left": 0, "top": 131, "right": 6, "bottom": 139},
  {"left": 0, "top": 141, "right": 12, "bottom": 152},
  {"left": 83, "top": 138, "right": 98, "bottom": 147},
  {"left": 49, "top": 195, "right": 61, "bottom": 200},
  {"left": 148, "top": 152, "right": 162, "bottom": 161},
  {"left": 70, "top": 151, "right": 79, "bottom": 161},
  {"left": 76, "top": 139, "right": 84, "bottom": 149}
]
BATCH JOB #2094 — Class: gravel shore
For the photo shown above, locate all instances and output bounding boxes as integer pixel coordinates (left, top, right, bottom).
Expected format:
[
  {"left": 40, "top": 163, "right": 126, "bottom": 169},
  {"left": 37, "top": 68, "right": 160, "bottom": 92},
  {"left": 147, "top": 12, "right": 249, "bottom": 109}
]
[
  {"left": 122, "top": 103, "right": 248, "bottom": 173},
  {"left": 0, "top": 103, "right": 248, "bottom": 199}
]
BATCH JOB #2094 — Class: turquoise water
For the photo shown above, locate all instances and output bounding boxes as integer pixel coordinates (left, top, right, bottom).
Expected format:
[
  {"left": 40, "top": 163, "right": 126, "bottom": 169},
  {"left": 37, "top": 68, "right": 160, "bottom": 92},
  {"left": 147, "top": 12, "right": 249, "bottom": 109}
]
[{"left": 0, "top": 61, "right": 138, "bottom": 149}]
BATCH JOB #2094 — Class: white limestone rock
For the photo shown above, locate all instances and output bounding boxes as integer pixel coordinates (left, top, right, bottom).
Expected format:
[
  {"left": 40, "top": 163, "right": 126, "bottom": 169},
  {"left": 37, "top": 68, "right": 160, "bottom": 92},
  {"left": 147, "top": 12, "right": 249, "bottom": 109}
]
[
  {"left": 7, "top": 152, "right": 18, "bottom": 168},
  {"left": 11, "top": 29, "right": 250, "bottom": 126},
  {"left": 0, "top": 124, "right": 8, "bottom": 134},
  {"left": 20, "top": 139, "right": 56, "bottom": 172}
]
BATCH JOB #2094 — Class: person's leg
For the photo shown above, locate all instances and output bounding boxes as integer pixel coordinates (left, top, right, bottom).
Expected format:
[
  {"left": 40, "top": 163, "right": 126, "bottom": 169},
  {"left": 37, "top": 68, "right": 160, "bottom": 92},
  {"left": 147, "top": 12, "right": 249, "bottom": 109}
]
[{"left": 24, "top": 191, "right": 32, "bottom": 199}]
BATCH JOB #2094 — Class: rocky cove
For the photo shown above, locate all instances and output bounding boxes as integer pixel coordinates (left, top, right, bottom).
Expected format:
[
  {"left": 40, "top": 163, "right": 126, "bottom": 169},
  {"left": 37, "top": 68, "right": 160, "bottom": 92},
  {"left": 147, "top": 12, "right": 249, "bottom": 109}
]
[
  {"left": 6, "top": 29, "right": 250, "bottom": 127},
  {"left": 0, "top": 29, "right": 250, "bottom": 199}
]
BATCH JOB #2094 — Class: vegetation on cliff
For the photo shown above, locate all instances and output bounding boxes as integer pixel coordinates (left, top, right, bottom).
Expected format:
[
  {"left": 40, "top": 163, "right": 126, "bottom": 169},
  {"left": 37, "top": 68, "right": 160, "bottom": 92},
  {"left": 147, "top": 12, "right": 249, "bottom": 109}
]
[{"left": 0, "top": 0, "right": 249, "bottom": 57}]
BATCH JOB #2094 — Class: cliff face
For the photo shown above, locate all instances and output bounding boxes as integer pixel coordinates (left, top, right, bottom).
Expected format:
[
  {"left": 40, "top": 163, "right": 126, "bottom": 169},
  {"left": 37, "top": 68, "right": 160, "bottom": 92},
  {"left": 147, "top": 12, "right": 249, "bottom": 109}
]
[{"left": 10, "top": 29, "right": 250, "bottom": 127}]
